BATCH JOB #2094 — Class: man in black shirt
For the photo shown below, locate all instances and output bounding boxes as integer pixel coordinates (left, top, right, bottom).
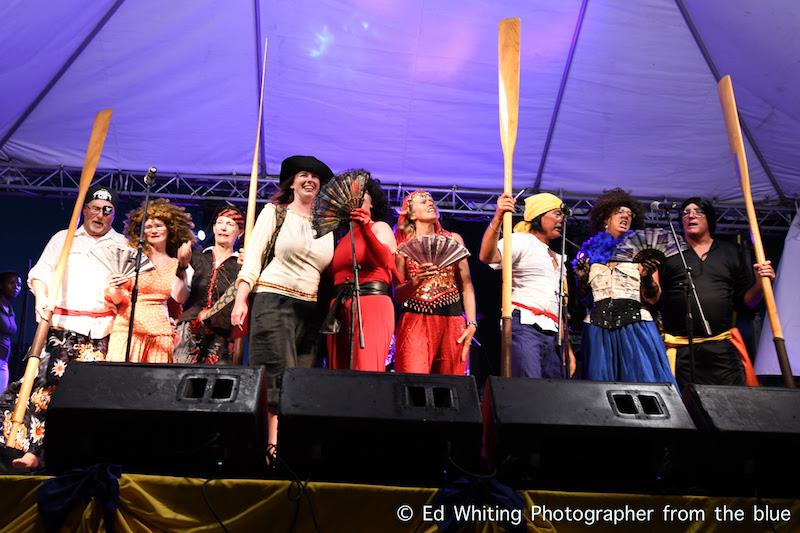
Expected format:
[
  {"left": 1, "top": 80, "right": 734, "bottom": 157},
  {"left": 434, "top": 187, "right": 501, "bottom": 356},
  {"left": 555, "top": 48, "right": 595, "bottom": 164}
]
[{"left": 660, "top": 197, "right": 775, "bottom": 388}]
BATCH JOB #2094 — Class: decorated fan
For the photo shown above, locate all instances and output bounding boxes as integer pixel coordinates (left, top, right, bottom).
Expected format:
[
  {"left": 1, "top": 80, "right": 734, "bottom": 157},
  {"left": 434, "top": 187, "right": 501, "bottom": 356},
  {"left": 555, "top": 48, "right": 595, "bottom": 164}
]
[
  {"left": 610, "top": 228, "right": 687, "bottom": 263},
  {"left": 90, "top": 245, "right": 155, "bottom": 280},
  {"left": 312, "top": 170, "right": 369, "bottom": 238},
  {"left": 397, "top": 234, "right": 470, "bottom": 269}
]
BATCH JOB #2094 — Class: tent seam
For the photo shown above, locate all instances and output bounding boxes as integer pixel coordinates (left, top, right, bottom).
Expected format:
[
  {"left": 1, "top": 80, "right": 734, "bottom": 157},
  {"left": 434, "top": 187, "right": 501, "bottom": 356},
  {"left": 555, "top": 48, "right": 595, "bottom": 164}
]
[
  {"left": 675, "top": 0, "right": 786, "bottom": 202},
  {"left": 0, "top": 0, "right": 128, "bottom": 152}
]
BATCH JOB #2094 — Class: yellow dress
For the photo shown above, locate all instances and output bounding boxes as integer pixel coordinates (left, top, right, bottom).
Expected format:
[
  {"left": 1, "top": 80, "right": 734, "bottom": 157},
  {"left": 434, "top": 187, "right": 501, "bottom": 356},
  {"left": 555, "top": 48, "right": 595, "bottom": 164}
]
[{"left": 106, "top": 258, "right": 177, "bottom": 363}]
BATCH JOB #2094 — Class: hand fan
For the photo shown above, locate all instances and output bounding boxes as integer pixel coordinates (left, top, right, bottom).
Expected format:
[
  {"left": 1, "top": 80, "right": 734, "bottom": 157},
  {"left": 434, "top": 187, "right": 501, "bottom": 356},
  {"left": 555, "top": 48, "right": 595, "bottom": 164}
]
[
  {"left": 312, "top": 170, "right": 369, "bottom": 238},
  {"left": 397, "top": 234, "right": 470, "bottom": 269},
  {"left": 91, "top": 245, "right": 155, "bottom": 279},
  {"left": 610, "top": 228, "right": 687, "bottom": 263}
]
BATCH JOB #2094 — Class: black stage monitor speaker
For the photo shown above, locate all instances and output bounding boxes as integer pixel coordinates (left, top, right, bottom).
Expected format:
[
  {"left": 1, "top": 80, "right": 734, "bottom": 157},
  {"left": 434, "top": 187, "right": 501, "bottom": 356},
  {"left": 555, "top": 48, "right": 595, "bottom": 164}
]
[
  {"left": 279, "top": 368, "right": 483, "bottom": 485},
  {"left": 684, "top": 384, "right": 800, "bottom": 496},
  {"left": 45, "top": 362, "right": 267, "bottom": 477},
  {"left": 484, "top": 377, "right": 696, "bottom": 492}
]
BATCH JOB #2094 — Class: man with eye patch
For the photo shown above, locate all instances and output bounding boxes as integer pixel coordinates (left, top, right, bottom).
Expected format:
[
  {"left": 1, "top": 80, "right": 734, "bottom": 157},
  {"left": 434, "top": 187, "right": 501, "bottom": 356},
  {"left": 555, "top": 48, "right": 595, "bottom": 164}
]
[
  {"left": 0, "top": 184, "right": 127, "bottom": 471},
  {"left": 659, "top": 196, "right": 775, "bottom": 388}
]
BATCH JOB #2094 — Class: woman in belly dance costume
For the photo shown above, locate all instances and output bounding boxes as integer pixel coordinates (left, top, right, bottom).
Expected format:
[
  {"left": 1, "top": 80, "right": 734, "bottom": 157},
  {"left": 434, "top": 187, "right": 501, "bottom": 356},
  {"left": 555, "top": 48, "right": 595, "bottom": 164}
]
[{"left": 393, "top": 190, "right": 476, "bottom": 375}]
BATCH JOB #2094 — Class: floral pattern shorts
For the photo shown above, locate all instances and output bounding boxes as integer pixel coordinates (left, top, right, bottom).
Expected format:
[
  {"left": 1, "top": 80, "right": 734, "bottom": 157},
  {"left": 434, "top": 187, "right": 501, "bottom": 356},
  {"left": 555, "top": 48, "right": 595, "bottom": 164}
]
[{"left": 0, "top": 329, "right": 108, "bottom": 456}]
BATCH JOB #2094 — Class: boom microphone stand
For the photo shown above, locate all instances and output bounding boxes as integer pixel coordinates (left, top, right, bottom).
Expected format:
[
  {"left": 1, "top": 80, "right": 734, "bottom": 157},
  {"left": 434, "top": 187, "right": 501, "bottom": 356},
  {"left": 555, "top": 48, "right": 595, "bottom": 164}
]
[
  {"left": 556, "top": 205, "right": 572, "bottom": 379},
  {"left": 125, "top": 167, "right": 157, "bottom": 363},
  {"left": 347, "top": 221, "right": 365, "bottom": 369}
]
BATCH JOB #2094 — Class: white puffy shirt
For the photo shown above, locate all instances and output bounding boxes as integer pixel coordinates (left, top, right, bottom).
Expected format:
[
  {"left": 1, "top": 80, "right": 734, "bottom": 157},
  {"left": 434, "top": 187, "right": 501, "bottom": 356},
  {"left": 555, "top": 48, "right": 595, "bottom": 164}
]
[
  {"left": 237, "top": 204, "right": 334, "bottom": 302},
  {"left": 491, "top": 232, "right": 564, "bottom": 332},
  {"left": 28, "top": 226, "right": 128, "bottom": 338}
]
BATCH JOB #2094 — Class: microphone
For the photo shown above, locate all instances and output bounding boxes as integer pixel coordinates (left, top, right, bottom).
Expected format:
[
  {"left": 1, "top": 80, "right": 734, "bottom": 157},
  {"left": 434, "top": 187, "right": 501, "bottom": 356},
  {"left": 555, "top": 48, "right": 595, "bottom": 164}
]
[
  {"left": 650, "top": 200, "right": 677, "bottom": 212},
  {"left": 143, "top": 167, "right": 157, "bottom": 186},
  {"left": 560, "top": 203, "right": 573, "bottom": 217}
]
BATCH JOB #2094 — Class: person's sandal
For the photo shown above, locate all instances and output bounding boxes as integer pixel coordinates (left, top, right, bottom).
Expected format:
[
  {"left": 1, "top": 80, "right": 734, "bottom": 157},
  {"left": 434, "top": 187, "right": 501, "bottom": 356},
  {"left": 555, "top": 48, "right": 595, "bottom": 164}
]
[{"left": 265, "top": 443, "right": 278, "bottom": 470}]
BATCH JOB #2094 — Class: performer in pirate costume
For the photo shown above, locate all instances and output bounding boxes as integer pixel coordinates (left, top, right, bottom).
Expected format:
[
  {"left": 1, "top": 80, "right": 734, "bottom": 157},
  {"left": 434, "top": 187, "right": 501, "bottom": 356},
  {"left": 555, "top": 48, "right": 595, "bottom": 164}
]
[
  {"left": 393, "top": 190, "right": 477, "bottom": 375},
  {"left": 573, "top": 188, "right": 675, "bottom": 385},
  {"left": 479, "top": 192, "right": 575, "bottom": 378},
  {"left": 0, "top": 185, "right": 126, "bottom": 471},
  {"left": 173, "top": 207, "right": 244, "bottom": 365},
  {"left": 325, "top": 172, "right": 397, "bottom": 372},
  {"left": 660, "top": 197, "right": 774, "bottom": 388},
  {"left": 232, "top": 155, "right": 335, "bottom": 448},
  {"left": 105, "top": 198, "right": 195, "bottom": 363}
]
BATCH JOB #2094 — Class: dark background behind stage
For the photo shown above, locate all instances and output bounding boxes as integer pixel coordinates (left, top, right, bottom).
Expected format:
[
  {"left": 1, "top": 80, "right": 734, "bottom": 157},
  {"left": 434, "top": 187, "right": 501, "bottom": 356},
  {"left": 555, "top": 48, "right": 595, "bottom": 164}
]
[{"left": 0, "top": 194, "right": 786, "bottom": 391}]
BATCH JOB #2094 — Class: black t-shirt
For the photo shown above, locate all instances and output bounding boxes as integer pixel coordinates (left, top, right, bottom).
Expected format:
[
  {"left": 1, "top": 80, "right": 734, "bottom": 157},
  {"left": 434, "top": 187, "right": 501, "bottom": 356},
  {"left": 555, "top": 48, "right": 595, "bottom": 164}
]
[
  {"left": 180, "top": 248, "right": 240, "bottom": 333},
  {"left": 660, "top": 239, "right": 751, "bottom": 336}
]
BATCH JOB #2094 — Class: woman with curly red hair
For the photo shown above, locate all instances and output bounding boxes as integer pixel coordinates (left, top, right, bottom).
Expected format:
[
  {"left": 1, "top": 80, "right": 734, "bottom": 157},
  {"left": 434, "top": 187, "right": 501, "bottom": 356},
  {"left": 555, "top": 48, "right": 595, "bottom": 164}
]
[
  {"left": 106, "top": 198, "right": 195, "bottom": 363},
  {"left": 393, "top": 190, "right": 476, "bottom": 375},
  {"left": 573, "top": 188, "right": 674, "bottom": 384}
]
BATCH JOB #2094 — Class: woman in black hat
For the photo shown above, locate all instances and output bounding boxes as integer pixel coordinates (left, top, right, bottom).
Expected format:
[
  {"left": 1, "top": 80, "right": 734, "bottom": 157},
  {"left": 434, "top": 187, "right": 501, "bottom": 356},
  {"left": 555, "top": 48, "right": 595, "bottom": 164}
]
[{"left": 232, "top": 155, "right": 335, "bottom": 450}]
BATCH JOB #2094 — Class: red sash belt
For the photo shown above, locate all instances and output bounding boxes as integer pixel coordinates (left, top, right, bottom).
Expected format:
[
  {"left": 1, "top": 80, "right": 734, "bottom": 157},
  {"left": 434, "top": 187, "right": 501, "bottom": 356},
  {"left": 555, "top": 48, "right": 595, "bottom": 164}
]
[
  {"left": 53, "top": 306, "right": 115, "bottom": 318},
  {"left": 511, "top": 301, "right": 558, "bottom": 323}
]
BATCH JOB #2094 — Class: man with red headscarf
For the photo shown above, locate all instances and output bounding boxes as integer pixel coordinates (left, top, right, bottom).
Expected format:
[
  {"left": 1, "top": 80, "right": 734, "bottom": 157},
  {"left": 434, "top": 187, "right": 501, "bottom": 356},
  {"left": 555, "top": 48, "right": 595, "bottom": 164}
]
[{"left": 173, "top": 206, "right": 244, "bottom": 364}]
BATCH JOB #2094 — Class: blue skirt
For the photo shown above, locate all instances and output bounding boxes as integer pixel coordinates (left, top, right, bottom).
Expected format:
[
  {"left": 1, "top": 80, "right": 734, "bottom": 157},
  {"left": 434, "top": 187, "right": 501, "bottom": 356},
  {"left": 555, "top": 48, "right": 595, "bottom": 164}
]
[{"left": 582, "top": 320, "right": 676, "bottom": 385}]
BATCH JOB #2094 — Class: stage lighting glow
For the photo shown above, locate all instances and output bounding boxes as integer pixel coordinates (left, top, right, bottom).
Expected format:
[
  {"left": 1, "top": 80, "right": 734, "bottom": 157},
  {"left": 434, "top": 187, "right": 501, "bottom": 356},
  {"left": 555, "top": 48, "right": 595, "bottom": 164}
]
[
  {"left": 309, "top": 25, "right": 333, "bottom": 57},
  {"left": 197, "top": 230, "right": 206, "bottom": 241}
]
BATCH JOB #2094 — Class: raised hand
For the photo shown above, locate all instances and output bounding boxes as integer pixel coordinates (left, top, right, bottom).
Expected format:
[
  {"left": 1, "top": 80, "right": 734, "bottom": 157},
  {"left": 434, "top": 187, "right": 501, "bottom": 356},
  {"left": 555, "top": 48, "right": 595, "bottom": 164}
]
[
  {"left": 177, "top": 241, "right": 193, "bottom": 269},
  {"left": 350, "top": 207, "right": 372, "bottom": 226}
]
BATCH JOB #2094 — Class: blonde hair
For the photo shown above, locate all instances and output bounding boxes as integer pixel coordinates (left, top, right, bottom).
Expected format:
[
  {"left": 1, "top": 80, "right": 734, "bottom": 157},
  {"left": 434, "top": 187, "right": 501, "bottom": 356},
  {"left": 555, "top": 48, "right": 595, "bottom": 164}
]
[{"left": 395, "top": 190, "right": 442, "bottom": 244}]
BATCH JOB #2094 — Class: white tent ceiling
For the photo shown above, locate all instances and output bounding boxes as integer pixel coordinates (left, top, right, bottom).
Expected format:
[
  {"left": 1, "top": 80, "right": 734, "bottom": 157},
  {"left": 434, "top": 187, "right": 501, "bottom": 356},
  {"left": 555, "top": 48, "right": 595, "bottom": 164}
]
[{"left": 2, "top": 0, "right": 798, "bottom": 203}]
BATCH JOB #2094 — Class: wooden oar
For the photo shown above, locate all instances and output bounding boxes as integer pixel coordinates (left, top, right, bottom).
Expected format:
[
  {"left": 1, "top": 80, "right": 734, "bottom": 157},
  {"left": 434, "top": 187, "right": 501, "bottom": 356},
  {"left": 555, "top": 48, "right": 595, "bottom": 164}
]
[
  {"left": 6, "top": 109, "right": 113, "bottom": 449},
  {"left": 498, "top": 18, "right": 520, "bottom": 378},
  {"left": 717, "top": 75, "right": 794, "bottom": 388},
  {"left": 230, "top": 34, "right": 269, "bottom": 365}
]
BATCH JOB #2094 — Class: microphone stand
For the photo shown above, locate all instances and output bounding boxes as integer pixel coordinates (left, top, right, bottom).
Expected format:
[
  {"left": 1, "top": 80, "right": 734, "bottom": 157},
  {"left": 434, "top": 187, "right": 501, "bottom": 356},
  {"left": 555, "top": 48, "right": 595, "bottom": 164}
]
[
  {"left": 663, "top": 208, "right": 711, "bottom": 385},
  {"left": 347, "top": 221, "right": 365, "bottom": 369},
  {"left": 556, "top": 206, "right": 571, "bottom": 379},
  {"left": 125, "top": 167, "right": 156, "bottom": 363}
]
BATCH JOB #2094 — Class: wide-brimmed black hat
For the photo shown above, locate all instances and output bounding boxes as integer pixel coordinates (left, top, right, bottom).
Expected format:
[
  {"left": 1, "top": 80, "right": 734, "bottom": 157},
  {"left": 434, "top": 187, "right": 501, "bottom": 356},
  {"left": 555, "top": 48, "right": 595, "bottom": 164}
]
[
  {"left": 85, "top": 184, "right": 119, "bottom": 208},
  {"left": 278, "top": 155, "right": 333, "bottom": 185}
]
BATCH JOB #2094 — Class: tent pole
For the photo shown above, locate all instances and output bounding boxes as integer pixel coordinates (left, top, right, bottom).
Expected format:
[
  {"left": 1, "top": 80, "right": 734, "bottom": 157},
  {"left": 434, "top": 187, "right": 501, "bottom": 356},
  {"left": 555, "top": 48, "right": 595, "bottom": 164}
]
[{"left": 252, "top": 0, "right": 268, "bottom": 177}]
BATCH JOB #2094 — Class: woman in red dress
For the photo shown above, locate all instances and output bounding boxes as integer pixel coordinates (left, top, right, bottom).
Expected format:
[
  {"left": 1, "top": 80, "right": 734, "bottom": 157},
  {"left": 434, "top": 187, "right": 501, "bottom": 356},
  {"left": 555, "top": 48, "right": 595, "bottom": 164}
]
[{"left": 326, "top": 171, "right": 397, "bottom": 371}]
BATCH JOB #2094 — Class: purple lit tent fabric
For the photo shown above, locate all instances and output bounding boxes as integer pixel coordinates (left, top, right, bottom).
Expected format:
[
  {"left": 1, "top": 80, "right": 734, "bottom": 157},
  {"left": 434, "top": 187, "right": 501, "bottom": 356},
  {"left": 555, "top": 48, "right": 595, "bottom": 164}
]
[
  {"left": 1, "top": 0, "right": 799, "bottom": 200},
  {"left": 755, "top": 213, "right": 800, "bottom": 377}
]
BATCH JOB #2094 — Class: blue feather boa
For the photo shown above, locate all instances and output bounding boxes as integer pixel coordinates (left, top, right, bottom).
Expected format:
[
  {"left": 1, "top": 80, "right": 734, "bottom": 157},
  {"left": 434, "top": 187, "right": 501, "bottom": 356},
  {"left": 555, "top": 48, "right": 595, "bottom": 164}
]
[{"left": 572, "top": 230, "right": 633, "bottom": 268}]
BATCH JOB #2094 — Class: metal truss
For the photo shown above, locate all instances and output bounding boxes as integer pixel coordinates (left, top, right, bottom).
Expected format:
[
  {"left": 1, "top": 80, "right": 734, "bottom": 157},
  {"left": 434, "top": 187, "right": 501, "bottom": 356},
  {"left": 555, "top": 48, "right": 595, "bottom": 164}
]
[{"left": 1, "top": 164, "right": 796, "bottom": 235}]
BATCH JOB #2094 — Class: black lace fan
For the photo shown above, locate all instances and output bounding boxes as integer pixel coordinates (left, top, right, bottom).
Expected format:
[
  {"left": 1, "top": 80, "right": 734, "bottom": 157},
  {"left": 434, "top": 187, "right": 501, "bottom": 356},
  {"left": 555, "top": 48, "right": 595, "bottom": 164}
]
[
  {"left": 611, "top": 228, "right": 687, "bottom": 263},
  {"left": 312, "top": 170, "right": 369, "bottom": 238},
  {"left": 397, "top": 234, "right": 470, "bottom": 269},
  {"left": 90, "top": 245, "right": 155, "bottom": 280}
]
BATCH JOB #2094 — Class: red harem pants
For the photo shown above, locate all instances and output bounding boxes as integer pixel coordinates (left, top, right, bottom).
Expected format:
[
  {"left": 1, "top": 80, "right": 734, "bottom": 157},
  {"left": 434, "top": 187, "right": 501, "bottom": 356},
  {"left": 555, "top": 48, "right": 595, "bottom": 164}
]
[
  {"left": 394, "top": 312, "right": 467, "bottom": 375},
  {"left": 328, "top": 294, "right": 395, "bottom": 372}
]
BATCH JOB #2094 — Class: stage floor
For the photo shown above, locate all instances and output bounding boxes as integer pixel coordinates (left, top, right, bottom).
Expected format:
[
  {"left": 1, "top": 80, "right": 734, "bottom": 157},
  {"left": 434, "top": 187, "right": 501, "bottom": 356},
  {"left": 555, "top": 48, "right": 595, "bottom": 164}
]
[{"left": 2, "top": 473, "right": 798, "bottom": 532}]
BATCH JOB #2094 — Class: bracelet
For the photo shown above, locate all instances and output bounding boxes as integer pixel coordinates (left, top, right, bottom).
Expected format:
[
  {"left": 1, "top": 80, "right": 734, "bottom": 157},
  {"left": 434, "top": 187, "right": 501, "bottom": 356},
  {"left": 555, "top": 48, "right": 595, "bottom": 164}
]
[
  {"left": 489, "top": 223, "right": 501, "bottom": 233},
  {"left": 466, "top": 320, "right": 478, "bottom": 328}
]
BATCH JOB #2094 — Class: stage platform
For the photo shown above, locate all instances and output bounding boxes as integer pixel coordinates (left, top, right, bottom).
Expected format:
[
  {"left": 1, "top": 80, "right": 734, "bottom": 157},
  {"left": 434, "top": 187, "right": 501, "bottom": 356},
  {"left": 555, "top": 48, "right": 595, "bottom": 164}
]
[{"left": 2, "top": 473, "right": 798, "bottom": 532}]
